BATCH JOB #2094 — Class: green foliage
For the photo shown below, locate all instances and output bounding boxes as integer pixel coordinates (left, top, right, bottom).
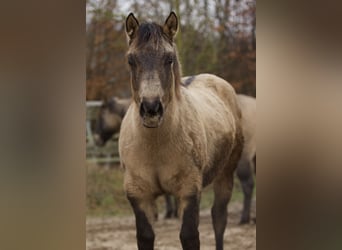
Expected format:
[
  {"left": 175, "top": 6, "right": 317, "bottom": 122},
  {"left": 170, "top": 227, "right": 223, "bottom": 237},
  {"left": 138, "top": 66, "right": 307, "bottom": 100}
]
[
  {"left": 87, "top": 166, "right": 132, "bottom": 216},
  {"left": 86, "top": 0, "right": 256, "bottom": 100}
]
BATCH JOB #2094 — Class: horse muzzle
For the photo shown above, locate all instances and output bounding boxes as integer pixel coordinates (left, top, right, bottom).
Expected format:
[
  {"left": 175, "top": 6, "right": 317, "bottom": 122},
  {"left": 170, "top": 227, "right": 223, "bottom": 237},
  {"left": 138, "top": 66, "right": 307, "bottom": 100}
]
[
  {"left": 139, "top": 98, "right": 164, "bottom": 128},
  {"left": 93, "top": 133, "right": 104, "bottom": 147}
]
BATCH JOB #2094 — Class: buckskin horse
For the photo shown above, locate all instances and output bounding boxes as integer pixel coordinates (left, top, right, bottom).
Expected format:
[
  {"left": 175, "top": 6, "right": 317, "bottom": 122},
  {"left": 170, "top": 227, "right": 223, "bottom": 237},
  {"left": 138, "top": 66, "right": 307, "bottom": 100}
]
[
  {"left": 94, "top": 94, "right": 256, "bottom": 223},
  {"left": 119, "top": 12, "right": 244, "bottom": 250}
]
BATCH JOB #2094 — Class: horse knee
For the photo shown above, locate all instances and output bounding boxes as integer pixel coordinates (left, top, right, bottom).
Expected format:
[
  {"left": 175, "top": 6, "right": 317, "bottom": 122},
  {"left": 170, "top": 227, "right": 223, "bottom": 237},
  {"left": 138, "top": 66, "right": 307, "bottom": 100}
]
[
  {"left": 239, "top": 176, "right": 254, "bottom": 198},
  {"left": 237, "top": 160, "right": 253, "bottom": 181}
]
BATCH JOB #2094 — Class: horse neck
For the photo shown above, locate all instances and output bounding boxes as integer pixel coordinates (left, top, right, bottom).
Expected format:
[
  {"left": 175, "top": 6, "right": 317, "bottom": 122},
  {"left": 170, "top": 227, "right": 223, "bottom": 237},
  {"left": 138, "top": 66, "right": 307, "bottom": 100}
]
[{"left": 119, "top": 98, "right": 131, "bottom": 110}]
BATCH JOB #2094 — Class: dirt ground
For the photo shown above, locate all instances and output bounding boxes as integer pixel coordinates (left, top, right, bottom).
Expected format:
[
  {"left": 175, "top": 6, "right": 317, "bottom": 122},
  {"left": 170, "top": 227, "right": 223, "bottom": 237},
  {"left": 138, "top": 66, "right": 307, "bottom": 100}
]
[{"left": 86, "top": 201, "right": 256, "bottom": 250}]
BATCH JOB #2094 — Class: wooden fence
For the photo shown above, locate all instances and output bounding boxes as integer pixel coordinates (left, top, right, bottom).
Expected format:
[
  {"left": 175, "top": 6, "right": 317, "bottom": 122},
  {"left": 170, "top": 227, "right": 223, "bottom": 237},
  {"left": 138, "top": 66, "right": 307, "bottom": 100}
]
[{"left": 86, "top": 101, "right": 120, "bottom": 165}]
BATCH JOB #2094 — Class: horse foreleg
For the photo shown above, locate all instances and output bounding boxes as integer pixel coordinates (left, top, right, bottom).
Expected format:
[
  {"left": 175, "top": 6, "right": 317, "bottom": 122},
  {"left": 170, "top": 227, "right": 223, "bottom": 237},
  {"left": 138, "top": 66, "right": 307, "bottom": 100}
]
[
  {"left": 178, "top": 193, "right": 200, "bottom": 250},
  {"left": 127, "top": 196, "right": 156, "bottom": 250},
  {"left": 236, "top": 158, "right": 255, "bottom": 224}
]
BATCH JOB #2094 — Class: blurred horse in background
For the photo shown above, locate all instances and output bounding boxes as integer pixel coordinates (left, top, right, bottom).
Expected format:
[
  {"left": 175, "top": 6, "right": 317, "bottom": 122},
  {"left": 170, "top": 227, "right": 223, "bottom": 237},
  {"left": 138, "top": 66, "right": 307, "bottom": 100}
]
[{"left": 94, "top": 97, "right": 130, "bottom": 147}]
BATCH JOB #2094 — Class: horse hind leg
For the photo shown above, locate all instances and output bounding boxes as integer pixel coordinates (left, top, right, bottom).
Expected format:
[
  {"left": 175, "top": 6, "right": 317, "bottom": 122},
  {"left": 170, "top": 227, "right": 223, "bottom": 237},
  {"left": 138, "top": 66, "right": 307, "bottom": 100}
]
[
  {"left": 211, "top": 132, "right": 244, "bottom": 250},
  {"left": 164, "top": 194, "right": 179, "bottom": 219},
  {"left": 173, "top": 196, "right": 179, "bottom": 218},
  {"left": 212, "top": 173, "right": 234, "bottom": 250},
  {"left": 236, "top": 158, "right": 255, "bottom": 224},
  {"left": 164, "top": 194, "right": 173, "bottom": 219}
]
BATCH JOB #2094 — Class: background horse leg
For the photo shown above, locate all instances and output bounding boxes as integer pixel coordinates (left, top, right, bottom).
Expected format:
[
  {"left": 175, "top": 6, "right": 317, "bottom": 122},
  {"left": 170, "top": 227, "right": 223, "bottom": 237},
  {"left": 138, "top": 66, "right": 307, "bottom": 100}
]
[
  {"left": 173, "top": 196, "right": 179, "bottom": 218},
  {"left": 236, "top": 158, "right": 255, "bottom": 224},
  {"left": 127, "top": 196, "right": 156, "bottom": 250},
  {"left": 178, "top": 193, "right": 200, "bottom": 250},
  {"left": 164, "top": 194, "right": 173, "bottom": 219},
  {"left": 164, "top": 194, "right": 179, "bottom": 219}
]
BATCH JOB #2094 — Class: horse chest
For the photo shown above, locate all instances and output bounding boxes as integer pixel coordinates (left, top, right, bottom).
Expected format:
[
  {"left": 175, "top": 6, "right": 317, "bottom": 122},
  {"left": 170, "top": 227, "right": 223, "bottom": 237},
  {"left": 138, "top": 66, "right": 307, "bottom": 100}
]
[
  {"left": 131, "top": 139, "right": 190, "bottom": 172},
  {"left": 123, "top": 136, "right": 201, "bottom": 195}
]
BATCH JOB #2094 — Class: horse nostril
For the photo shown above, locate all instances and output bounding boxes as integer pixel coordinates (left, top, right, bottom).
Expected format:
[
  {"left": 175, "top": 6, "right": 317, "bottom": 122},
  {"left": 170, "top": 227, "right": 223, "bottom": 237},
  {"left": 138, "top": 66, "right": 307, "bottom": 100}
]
[
  {"left": 140, "top": 99, "right": 163, "bottom": 116},
  {"left": 153, "top": 101, "right": 160, "bottom": 113}
]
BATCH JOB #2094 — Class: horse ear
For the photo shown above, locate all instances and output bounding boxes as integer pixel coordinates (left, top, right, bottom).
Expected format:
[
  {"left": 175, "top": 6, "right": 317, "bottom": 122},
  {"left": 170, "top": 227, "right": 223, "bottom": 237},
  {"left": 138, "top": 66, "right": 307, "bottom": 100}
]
[
  {"left": 163, "top": 12, "right": 178, "bottom": 40},
  {"left": 126, "top": 13, "right": 139, "bottom": 41}
]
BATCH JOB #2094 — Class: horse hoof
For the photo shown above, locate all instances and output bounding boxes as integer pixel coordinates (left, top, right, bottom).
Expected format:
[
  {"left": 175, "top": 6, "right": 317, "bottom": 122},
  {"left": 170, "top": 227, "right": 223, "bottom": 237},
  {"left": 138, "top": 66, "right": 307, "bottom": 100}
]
[{"left": 239, "top": 218, "right": 250, "bottom": 225}]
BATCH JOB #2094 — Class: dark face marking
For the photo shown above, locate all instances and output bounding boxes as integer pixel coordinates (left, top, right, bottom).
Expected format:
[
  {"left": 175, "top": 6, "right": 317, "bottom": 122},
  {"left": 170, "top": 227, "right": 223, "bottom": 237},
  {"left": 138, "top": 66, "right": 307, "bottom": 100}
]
[
  {"left": 126, "top": 17, "right": 182, "bottom": 128},
  {"left": 127, "top": 23, "right": 176, "bottom": 90},
  {"left": 127, "top": 49, "right": 175, "bottom": 92}
]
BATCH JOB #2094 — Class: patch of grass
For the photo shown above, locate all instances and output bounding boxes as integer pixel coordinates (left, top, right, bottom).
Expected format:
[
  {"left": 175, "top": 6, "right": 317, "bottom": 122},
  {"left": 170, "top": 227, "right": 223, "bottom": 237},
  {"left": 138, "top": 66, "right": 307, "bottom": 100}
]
[
  {"left": 87, "top": 165, "right": 255, "bottom": 217},
  {"left": 87, "top": 165, "right": 132, "bottom": 217}
]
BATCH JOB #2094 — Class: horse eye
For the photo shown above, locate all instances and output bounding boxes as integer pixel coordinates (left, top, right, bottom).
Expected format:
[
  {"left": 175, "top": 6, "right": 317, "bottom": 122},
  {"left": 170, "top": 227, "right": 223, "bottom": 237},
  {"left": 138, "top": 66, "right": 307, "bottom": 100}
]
[
  {"left": 127, "top": 56, "right": 135, "bottom": 66},
  {"left": 166, "top": 56, "right": 173, "bottom": 65}
]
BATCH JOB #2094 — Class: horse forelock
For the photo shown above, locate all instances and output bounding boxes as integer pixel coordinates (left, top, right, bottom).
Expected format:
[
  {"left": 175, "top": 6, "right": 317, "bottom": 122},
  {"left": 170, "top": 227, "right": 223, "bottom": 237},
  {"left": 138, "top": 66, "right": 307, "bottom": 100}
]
[{"left": 135, "top": 23, "right": 165, "bottom": 48}]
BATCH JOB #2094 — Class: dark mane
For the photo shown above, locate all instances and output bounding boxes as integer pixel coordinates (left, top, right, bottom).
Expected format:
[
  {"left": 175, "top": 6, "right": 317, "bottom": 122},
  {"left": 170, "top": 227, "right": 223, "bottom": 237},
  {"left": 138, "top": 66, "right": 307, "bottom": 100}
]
[
  {"left": 136, "top": 23, "right": 165, "bottom": 47},
  {"left": 181, "top": 75, "right": 196, "bottom": 87}
]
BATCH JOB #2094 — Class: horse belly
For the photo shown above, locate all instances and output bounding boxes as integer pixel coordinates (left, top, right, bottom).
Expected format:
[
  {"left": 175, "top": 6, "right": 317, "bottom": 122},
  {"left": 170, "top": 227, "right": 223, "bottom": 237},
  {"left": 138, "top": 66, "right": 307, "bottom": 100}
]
[
  {"left": 202, "top": 132, "right": 235, "bottom": 187},
  {"left": 181, "top": 88, "right": 237, "bottom": 188},
  {"left": 192, "top": 96, "right": 236, "bottom": 186}
]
